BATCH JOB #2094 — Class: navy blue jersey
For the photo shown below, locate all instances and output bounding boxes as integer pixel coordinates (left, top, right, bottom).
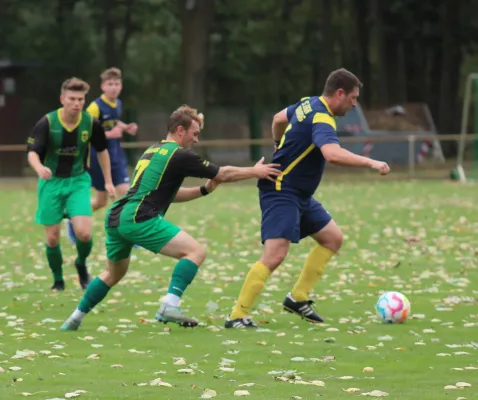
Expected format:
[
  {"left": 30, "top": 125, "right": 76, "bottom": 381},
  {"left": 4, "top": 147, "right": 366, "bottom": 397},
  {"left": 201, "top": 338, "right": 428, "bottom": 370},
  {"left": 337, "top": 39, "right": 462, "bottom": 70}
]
[
  {"left": 87, "top": 95, "right": 125, "bottom": 167},
  {"left": 258, "top": 96, "right": 339, "bottom": 197}
]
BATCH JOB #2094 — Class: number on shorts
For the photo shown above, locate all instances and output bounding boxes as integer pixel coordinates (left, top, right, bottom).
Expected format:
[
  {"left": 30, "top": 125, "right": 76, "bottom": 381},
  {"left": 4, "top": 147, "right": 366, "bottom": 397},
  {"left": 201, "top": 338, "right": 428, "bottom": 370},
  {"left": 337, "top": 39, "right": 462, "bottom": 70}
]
[{"left": 131, "top": 159, "right": 150, "bottom": 187}]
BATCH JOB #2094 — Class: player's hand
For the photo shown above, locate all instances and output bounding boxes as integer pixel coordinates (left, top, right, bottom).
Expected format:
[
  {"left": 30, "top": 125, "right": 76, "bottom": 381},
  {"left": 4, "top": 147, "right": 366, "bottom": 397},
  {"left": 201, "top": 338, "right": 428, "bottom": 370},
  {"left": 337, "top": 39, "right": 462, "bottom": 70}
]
[
  {"left": 116, "top": 121, "right": 127, "bottom": 130},
  {"left": 105, "top": 183, "right": 116, "bottom": 200},
  {"left": 125, "top": 123, "right": 138, "bottom": 135},
  {"left": 205, "top": 179, "right": 219, "bottom": 194},
  {"left": 37, "top": 166, "right": 52, "bottom": 180},
  {"left": 371, "top": 160, "right": 390, "bottom": 175},
  {"left": 108, "top": 126, "right": 123, "bottom": 139},
  {"left": 253, "top": 157, "right": 282, "bottom": 182}
]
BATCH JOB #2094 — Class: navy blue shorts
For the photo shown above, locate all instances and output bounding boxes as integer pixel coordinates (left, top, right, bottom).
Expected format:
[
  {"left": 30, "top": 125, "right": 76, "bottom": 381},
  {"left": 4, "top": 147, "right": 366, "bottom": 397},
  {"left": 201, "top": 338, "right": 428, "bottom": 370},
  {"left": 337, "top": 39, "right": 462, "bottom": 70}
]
[
  {"left": 259, "top": 190, "right": 332, "bottom": 244},
  {"left": 89, "top": 157, "right": 130, "bottom": 191}
]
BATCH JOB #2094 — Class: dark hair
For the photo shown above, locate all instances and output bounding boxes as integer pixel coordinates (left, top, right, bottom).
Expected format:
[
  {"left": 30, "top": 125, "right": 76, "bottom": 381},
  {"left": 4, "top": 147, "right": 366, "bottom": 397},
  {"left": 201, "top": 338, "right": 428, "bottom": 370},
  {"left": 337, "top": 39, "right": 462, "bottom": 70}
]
[
  {"left": 167, "top": 105, "right": 203, "bottom": 133},
  {"left": 323, "top": 68, "right": 363, "bottom": 96}
]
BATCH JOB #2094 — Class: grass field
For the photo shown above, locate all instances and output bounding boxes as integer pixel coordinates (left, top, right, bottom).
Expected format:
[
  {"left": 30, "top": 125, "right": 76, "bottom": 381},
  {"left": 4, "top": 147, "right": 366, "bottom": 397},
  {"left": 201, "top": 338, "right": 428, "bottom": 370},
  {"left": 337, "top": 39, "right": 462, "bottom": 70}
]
[{"left": 0, "top": 180, "right": 477, "bottom": 400}]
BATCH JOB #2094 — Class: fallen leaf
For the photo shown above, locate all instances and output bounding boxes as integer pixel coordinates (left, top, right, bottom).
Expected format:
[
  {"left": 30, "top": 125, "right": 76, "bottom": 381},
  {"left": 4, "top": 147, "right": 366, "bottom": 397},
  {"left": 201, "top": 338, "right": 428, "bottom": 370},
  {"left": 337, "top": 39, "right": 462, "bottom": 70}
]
[
  {"left": 201, "top": 389, "right": 217, "bottom": 398},
  {"left": 177, "top": 368, "right": 195, "bottom": 374},
  {"left": 455, "top": 382, "right": 472, "bottom": 388},
  {"left": 361, "top": 390, "right": 389, "bottom": 397},
  {"left": 64, "top": 393, "right": 80, "bottom": 399},
  {"left": 150, "top": 378, "right": 173, "bottom": 387},
  {"left": 344, "top": 388, "right": 361, "bottom": 393},
  {"left": 234, "top": 390, "right": 250, "bottom": 396}
]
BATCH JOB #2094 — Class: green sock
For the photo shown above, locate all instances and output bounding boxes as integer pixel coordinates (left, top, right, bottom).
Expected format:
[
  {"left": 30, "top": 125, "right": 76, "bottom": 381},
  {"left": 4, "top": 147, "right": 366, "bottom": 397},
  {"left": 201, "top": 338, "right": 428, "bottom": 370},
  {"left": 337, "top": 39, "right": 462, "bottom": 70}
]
[
  {"left": 76, "top": 238, "right": 93, "bottom": 265},
  {"left": 78, "top": 277, "right": 111, "bottom": 313},
  {"left": 46, "top": 244, "right": 63, "bottom": 282},
  {"left": 167, "top": 258, "right": 199, "bottom": 297}
]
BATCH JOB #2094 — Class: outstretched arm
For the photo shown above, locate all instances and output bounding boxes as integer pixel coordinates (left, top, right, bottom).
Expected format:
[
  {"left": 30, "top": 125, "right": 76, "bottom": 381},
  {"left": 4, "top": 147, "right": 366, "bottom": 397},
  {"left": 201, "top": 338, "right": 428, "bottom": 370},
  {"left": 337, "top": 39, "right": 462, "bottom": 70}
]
[
  {"left": 173, "top": 180, "right": 218, "bottom": 203},
  {"left": 214, "top": 157, "right": 281, "bottom": 183},
  {"left": 321, "top": 144, "right": 390, "bottom": 174}
]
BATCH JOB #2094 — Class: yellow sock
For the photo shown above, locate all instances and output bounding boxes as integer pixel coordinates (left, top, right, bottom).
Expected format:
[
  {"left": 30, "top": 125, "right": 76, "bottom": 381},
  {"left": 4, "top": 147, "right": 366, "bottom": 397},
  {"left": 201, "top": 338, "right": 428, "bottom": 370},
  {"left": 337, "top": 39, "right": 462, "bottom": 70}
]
[
  {"left": 230, "top": 261, "right": 271, "bottom": 319},
  {"left": 291, "top": 245, "right": 335, "bottom": 302}
]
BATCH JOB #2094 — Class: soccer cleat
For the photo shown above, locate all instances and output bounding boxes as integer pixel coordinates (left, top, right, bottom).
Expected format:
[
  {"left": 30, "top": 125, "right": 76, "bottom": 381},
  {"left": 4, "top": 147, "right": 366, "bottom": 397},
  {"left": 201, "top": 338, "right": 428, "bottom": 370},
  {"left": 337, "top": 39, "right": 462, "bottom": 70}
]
[
  {"left": 60, "top": 318, "right": 81, "bottom": 331},
  {"left": 65, "top": 220, "right": 77, "bottom": 245},
  {"left": 224, "top": 316, "right": 257, "bottom": 329},
  {"left": 283, "top": 294, "right": 324, "bottom": 323},
  {"left": 155, "top": 303, "right": 198, "bottom": 327},
  {"left": 51, "top": 280, "right": 65, "bottom": 291},
  {"left": 75, "top": 260, "right": 91, "bottom": 290}
]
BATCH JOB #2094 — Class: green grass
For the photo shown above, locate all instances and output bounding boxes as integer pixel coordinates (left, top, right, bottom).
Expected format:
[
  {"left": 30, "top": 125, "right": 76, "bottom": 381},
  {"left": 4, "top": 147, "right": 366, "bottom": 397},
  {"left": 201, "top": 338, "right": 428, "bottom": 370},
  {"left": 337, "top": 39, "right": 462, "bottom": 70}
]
[{"left": 0, "top": 180, "right": 477, "bottom": 400}]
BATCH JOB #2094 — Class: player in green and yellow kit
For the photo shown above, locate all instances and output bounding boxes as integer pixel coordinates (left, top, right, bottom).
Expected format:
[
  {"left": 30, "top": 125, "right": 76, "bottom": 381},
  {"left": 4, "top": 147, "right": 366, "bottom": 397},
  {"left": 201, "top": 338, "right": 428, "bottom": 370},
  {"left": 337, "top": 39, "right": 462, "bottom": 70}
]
[
  {"left": 27, "top": 78, "right": 115, "bottom": 291},
  {"left": 60, "top": 105, "right": 281, "bottom": 330}
]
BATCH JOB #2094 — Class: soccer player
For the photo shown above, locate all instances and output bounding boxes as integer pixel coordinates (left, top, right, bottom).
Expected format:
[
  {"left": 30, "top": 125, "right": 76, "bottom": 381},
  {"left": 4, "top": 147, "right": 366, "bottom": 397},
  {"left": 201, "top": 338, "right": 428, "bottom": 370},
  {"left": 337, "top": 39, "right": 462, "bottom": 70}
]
[
  {"left": 67, "top": 67, "right": 137, "bottom": 244},
  {"left": 225, "top": 68, "right": 390, "bottom": 328},
  {"left": 27, "top": 78, "right": 115, "bottom": 291},
  {"left": 60, "top": 105, "right": 281, "bottom": 331}
]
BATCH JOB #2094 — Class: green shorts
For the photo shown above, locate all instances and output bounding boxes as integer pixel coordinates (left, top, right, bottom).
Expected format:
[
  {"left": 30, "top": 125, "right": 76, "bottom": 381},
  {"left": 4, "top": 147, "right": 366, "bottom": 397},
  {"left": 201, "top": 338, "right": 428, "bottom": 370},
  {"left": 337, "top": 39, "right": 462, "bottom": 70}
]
[
  {"left": 105, "top": 216, "right": 181, "bottom": 261},
  {"left": 35, "top": 173, "right": 92, "bottom": 225}
]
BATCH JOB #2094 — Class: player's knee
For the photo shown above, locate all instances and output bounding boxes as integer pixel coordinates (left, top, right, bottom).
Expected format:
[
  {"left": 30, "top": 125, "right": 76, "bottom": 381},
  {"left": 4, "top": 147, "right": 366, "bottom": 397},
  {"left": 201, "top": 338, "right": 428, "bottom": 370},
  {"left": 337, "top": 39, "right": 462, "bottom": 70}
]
[
  {"left": 321, "top": 228, "right": 343, "bottom": 252},
  {"left": 75, "top": 229, "right": 92, "bottom": 242},
  {"left": 46, "top": 232, "right": 60, "bottom": 247},
  {"left": 264, "top": 252, "right": 287, "bottom": 269},
  {"left": 183, "top": 242, "right": 206, "bottom": 266},
  {"left": 95, "top": 197, "right": 108, "bottom": 209},
  {"left": 262, "top": 242, "right": 289, "bottom": 269},
  {"left": 101, "top": 261, "right": 128, "bottom": 286},
  {"left": 191, "top": 244, "right": 207, "bottom": 266}
]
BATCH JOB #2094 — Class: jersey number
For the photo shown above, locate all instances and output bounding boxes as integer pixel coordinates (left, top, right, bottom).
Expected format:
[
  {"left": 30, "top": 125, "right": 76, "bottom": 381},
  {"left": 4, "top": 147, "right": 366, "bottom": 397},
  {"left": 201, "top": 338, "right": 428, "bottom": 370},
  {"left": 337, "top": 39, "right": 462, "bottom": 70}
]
[{"left": 132, "top": 159, "right": 150, "bottom": 187}]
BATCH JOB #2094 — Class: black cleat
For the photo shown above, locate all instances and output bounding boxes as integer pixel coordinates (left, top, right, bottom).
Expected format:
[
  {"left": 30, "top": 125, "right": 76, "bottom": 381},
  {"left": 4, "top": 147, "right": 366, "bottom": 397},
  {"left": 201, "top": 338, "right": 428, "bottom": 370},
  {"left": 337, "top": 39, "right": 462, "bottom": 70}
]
[
  {"left": 283, "top": 294, "right": 324, "bottom": 323},
  {"left": 224, "top": 316, "right": 257, "bottom": 329},
  {"left": 51, "top": 280, "right": 65, "bottom": 291},
  {"left": 75, "top": 260, "right": 91, "bottom": 290}
]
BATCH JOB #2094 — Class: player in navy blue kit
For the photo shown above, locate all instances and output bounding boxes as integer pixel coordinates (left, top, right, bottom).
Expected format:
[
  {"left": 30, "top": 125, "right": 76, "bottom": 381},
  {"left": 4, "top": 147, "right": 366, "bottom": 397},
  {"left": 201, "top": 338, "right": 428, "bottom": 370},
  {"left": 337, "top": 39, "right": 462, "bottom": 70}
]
[
  {"left": 67, "top": 68, "right": 138, "bottom": 243},
  {"left": 226, "top": 68, "right": 390, "bottom": 328}
]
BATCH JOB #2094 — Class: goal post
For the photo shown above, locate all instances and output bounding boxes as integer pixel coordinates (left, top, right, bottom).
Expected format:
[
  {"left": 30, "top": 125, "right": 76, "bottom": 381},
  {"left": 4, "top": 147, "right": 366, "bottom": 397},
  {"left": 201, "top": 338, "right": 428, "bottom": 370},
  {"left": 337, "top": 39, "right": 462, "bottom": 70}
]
[{"left": 457, "top": 73, "right": 478, "bottom": 182}]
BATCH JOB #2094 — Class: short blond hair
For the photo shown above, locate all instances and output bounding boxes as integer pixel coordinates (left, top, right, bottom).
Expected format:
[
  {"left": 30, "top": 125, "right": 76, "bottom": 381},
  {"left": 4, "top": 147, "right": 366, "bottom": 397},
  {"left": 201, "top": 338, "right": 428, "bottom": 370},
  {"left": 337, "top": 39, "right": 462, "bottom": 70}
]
[
  {"left": 101, "top": 67, "right": 122, "bottom": 82},
  {"left": 61, "top": 77, "right": 90, "bottom": 94},
  {"left": 167, "top": 105, "right": 204, "bottom": 133}
]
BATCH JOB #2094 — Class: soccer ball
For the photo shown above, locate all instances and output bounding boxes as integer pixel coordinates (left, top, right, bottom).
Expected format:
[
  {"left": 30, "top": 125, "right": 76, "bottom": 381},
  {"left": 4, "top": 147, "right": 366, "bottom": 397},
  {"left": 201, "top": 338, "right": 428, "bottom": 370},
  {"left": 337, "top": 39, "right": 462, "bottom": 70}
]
[{"left": 376, "top": 291, "right": 411, "bottom": 324}]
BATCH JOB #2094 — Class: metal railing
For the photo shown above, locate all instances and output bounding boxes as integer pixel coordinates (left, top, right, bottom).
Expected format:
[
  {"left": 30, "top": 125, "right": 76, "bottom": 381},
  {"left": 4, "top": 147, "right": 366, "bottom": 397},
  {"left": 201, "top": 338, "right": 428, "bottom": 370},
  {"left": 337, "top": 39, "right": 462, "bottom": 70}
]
[{"left": 5, "top": 133, "right": 477, "bottom": 179}]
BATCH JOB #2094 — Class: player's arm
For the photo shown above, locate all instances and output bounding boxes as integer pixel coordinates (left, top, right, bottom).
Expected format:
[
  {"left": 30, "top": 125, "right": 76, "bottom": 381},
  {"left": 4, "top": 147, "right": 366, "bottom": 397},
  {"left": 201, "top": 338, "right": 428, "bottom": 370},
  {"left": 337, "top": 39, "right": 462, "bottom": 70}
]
[
  {"left": 214, "top": 157, "right": 282, "bottom": 183},
  {"left": 91, "top": 120, "right": 116, "bottom": 197},
  {"left": 27, "top": 117, "right": 52, "bottom": 180},
  {"left": 86, "top": 102, "right": 124, "bottom": 139},
  {"left": 172, "top": 151, "right": 281, "bottom": 202},
  {"left": 171, "top": 150, "right": 221, "bottom": 202},
  {"left": 272, "top": 102, "right": 297, "bottom": 146},
  {"left": 312, "top": 112, "right": 390, "bottom": 175}
]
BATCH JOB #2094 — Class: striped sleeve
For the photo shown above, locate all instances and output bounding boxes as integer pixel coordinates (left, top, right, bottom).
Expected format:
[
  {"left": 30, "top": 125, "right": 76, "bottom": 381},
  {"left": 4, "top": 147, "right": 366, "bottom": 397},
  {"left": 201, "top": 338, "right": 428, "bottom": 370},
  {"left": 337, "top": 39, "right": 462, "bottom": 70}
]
[{"left": 311, "top": 112, "right": 339, "bottom": 148}]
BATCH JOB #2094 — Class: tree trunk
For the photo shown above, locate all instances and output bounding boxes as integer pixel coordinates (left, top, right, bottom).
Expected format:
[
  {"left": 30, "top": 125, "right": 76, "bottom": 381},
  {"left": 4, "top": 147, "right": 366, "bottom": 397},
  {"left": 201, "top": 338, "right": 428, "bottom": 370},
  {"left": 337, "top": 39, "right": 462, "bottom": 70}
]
[
  {"left": 118, "top": 0, "right": 136, "bottom": 70},
  {"left": 354, "top": 0, "right": 371, "bottom": 106},
  {"left": 180, "top": 0, "right": 215, "bottom": 113},
  {"left": 438, "top": 0, "right": 462, "bottom": 134},
  {"left": 104, "top": 0, "right": 118, "bottom": 67},
  {"left": 370, "top": 0, "right": 387, "bottom": 106}
]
